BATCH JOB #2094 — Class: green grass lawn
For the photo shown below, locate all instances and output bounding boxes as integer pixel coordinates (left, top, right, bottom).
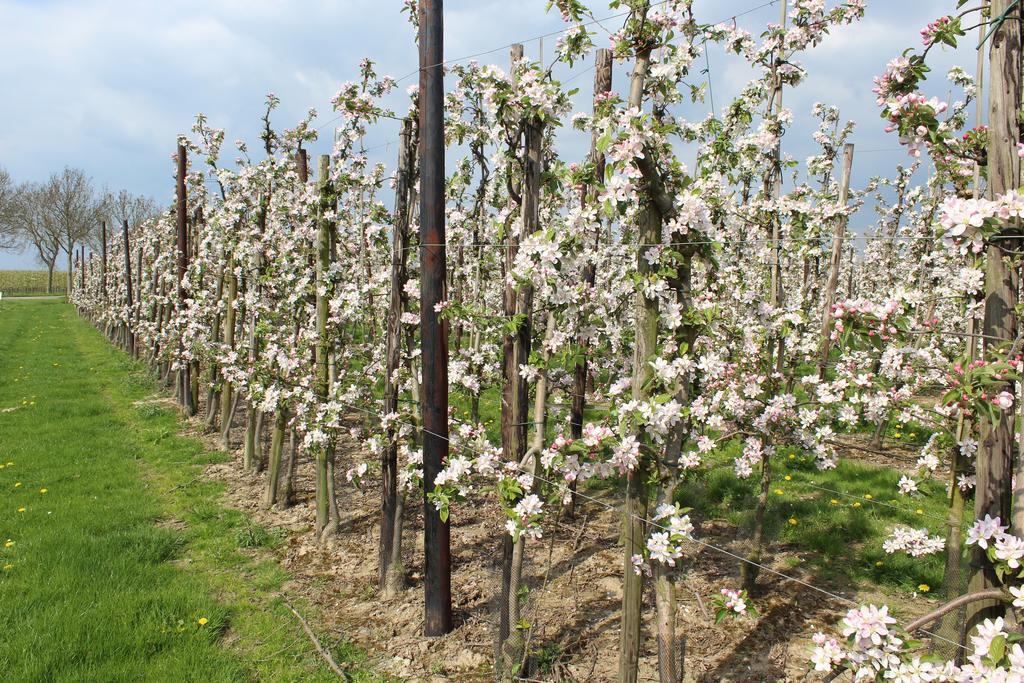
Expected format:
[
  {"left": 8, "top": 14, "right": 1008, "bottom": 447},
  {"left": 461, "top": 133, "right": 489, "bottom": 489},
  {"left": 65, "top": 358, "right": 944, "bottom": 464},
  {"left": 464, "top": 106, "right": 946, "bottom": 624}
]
[
  {"left": 0, "top": 299, "right": 383, "bottom": 682},
  {"left": 676, "top": 442, "right": 956, "bottom": 595}
]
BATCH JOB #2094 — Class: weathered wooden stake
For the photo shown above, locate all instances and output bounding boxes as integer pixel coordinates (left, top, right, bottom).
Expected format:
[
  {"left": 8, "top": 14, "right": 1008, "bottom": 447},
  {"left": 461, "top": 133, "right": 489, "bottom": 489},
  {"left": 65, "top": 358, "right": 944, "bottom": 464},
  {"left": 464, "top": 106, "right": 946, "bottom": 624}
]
[
  {"left": 175, "top": 142, "right": 195, "bottom": 416},
  {"left": 314, "top": 154, "right": 334, "bottom": 538},
  {"left": 419, "top": 0, "right": 453, "bottom": 637},
  {"left": 122, "top": 219, "right": 135, "bottom": 354},
  {"left": 816, "top": 143, "right": 855, "bottom": 377},
  {"left": 968, "top": 0, "right": 1021, "bottom": 630},
  {"left": 621, "top": 24, "right": 656, "bottom": 683},
  {"left": 567, "top": 47, "right": 612, "bottom": 519}
]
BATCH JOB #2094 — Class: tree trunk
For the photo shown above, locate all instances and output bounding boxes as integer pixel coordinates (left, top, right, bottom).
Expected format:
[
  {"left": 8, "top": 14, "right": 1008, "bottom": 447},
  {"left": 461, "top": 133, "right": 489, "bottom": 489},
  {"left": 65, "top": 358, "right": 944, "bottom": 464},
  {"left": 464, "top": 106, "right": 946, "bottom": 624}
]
[
  {"left": 381, "top": 117, "right": 416, "bottom": 595},
  {"left": 220, "top": 257, "right": 237, "bottom": 450},
  {"left": 264, "top": 408, "right": 288, "bottom": 508},
  {"left": 741, "top": 454, "right": 772, "bottom": 591}
]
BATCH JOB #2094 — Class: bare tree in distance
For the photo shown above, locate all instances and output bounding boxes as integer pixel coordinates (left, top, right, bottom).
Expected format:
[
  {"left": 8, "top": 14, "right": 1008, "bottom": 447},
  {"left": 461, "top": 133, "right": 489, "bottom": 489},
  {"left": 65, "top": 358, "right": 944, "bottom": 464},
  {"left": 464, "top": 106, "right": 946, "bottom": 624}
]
[
  {"left": 46, "top": 167, "right": 99, "bottom": 292},
  {"left": 10, "top": 183, "right": 63, "bottom": 293},
  {"left": 105, "top": 188, "right": 158, "bottom": 231},
  {"left": 0, "top": 167, "right": 18, "bottom": 250}
]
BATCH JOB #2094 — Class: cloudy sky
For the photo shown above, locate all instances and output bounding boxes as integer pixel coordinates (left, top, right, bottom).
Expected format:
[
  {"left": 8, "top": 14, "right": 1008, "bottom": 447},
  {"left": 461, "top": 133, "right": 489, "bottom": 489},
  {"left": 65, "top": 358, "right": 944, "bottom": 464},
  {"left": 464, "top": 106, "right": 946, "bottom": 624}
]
[{"left": 0, "top": 0, "right": 973, "bottom": 268}]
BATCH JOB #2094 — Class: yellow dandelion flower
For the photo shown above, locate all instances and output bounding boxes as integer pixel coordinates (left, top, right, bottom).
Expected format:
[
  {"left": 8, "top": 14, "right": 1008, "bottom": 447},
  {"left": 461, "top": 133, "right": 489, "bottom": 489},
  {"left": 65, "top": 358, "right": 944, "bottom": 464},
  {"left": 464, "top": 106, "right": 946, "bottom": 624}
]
[
  {"left": 788, "top": 517, "right": 798, "bottom": 526},
  {"left": 4, "top": 540, "right": 14, "bottom": 548},
  {"left": 17, "top": 508, "right": 25, "bottom": 513},
  {"left": 784, "top": 475, "right": 792, "bottom": 481},
  {"left": 2, "top": 564, "right": 11, "bottom": 571},
  {"left": 853, "top": 502, "right": 862, "bottom": 508},
  {"left": 198, "top": 617, "right": 209, "bottom": 626},
  {"left": 774, "top": 489, "right": 784, "bottom": 495},
  {"left": 875, "top": 561, "right": 884, "bottom": 567},
  {"left": 14, "top": 482, "right": 21, "bottom": 488},
  {"left": 39, "top": 488, "right": 47, "bottom": 494},
  {"left": 830, "top": 499, "right": 839, "bottom": 505},
  {"left": 5, "top": 462, "right": 12, "bottom": 466},
  {"left": 788, "top": 454, "right": 796, "bottom": 460},
  {"left": 909, "top": 433, "right": 916, "bottom": 439},
  {"left": 918, "top": 584, "right": 930, "bottom": 593},
  {"left": 864, "top": 494, "right": 873, "bottom": 500},
  {"left": 894, "top": 432, "right": 902, "bottom": 438},
  {"left": 916, "top": 509, "right": 924, "bottom": 515}
]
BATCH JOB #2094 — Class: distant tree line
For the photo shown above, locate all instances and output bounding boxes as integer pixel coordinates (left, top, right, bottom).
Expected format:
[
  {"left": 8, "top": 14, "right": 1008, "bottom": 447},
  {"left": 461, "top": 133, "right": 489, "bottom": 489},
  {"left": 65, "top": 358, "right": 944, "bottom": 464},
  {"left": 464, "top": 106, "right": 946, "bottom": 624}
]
[{"left": 0, "top": 165, "right": 157, "bottom": 293}]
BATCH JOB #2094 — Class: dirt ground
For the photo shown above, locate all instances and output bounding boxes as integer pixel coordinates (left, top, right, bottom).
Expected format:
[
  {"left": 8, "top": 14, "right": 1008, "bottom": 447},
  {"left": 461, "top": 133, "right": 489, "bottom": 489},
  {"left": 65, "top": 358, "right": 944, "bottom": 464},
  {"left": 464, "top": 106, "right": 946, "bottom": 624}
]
[{"left": 184, "top": 402, "right": 930, "bottom": 683}]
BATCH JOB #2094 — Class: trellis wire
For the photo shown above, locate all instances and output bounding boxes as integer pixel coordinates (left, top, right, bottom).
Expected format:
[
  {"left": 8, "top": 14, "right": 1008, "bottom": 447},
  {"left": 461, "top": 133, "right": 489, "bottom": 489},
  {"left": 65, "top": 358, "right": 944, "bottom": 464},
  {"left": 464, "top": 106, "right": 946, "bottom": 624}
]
[
  {"left": 332, "top": 397, "right": 969, "bottom": 653},
  {"left": 315, "top": 0, "right": 781, "bottom": 133}
]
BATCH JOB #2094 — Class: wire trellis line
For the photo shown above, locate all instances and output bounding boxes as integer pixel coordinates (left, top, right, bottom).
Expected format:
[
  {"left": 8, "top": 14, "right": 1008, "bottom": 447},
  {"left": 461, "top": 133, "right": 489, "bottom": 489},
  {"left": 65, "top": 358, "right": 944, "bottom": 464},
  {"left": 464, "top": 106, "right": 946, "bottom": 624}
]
[
  {"left": 333, "top": 396, "right": 968, "bottom": 653},
  {"left": 315, "top": 0, "right": 780, "bottom": 133}
]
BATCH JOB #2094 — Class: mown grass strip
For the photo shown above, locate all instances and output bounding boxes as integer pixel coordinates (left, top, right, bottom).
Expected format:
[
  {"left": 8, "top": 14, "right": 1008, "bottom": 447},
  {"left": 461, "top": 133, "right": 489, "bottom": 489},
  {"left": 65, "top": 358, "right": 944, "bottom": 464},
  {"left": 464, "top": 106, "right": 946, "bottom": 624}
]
[{"left": 0, "top": 299, "right": 384, "bottom": 682}]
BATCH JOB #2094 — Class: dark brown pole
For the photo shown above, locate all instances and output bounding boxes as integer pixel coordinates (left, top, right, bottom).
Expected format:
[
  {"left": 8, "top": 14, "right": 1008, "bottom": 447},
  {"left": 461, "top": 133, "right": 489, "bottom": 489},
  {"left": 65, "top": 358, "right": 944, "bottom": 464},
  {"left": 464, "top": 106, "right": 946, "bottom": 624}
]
[
  {"left": 79, "top": 246, "right": 85, "bottom": 291},
  {"left": 418, "top": 0, "right": 452, "bottom": 637},
  {"left": 567, "top": 47, "right": 613, "bottom": 518},
  {"left": 122, "top": 219, "right": 135, "bottom": 355},
  {"left": 100, "top": 220, "right": 108, "bottom": 300},
  {"left": 176, "top": 142, "right": 194, "bottom": 415},
  {"left": 135, "top": 245, "right": 142, "bottom": 357},
  {"left": 297, "top": 148, "right": 308, "bottom": 183}
]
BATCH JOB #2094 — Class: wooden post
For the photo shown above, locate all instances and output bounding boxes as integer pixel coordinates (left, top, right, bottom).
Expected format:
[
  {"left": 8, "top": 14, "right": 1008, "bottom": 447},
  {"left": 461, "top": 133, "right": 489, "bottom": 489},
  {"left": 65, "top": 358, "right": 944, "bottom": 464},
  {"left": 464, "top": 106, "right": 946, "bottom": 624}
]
[
  {"left": 816, "top": 143, "right": 855, "bottom": 377},
  {"left": 175, "top": 142, "right": 194, "bottom": 415},
  {"left": 567, "top": 47, "right": 612, "bottom": 519},
  {"left": 381, "top": 118, "right": 416, "bottom": 596},
  {"left": 969, "top": 0, "right": 1021, "bottom": 629},
  {"left": 135, "top": 245, "right": 142, "bottom": 357},
  {"left": 100, "top": 220, "right": 108, "bottom": 301},
  {"left": 418, "top": 0, "right": 453, "bottom": 637},
  {"left": 621, "top": 22, "right": 656, "bottom": 683},
  {"left": 768, "top": 0, "right": 788, "bottom": 328},
  {"left": 314, "top": 154, "right": 334, "bottom": 538},
  {"left": 122, "top": 219, "right": 135, "bottom": 354}
]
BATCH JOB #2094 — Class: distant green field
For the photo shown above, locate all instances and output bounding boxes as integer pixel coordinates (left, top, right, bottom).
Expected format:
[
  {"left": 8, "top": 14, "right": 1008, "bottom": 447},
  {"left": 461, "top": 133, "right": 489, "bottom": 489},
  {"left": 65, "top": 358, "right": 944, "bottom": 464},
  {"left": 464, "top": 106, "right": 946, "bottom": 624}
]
[{"left": 0, "top": 270, "right": 67, "bottom": 296}]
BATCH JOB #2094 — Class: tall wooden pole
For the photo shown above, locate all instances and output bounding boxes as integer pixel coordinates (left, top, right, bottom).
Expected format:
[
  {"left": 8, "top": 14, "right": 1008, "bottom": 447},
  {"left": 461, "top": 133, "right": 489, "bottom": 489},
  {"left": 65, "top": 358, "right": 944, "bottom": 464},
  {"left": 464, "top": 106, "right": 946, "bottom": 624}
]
[
  {"left": 969, "top": 0, "right": 1021, "bottom": 628},
  {"left": 567, "top": 48, "right": 613, "bottom": 518},
  {"left": 817, "top": 143, "right": 855, "bottom": 377},
  {"left": 176, "top": 142, "right": 194, "bottom": 415},
  {"left": 314, "top": 154, "right": 333, "bottom": 537},
  {"left": 122, "top": 219, "right": 134, "bottom": 354},
  {"left": 418, "top": 0, "right": 453, "bottom": 637},
  {"left": 621, "top": 13, "right": 656, "bottom": 680},
  {"left": 100, "top": 220, "right": 108, "bottom": 300},
  {"left": 135, "top": 245, "right": 142, "bottom": 356}
]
